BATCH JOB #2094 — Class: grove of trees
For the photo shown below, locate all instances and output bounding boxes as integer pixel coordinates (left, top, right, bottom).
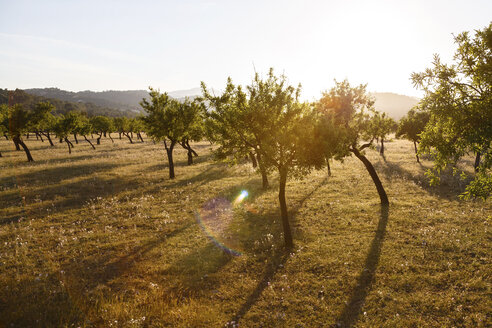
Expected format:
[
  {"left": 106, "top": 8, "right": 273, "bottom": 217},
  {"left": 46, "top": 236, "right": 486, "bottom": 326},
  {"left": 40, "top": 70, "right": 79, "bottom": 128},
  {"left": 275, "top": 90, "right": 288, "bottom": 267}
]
[{"left": 1, "top": 23, "right": 490, "bottom": 246}]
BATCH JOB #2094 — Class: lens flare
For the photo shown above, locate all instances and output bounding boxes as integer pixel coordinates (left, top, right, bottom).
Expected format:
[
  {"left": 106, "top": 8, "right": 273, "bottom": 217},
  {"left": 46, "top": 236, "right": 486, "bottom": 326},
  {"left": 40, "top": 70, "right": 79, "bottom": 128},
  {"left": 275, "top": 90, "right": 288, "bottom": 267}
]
[
  {"left": 195, "top": 190, "right": 250, "bottom": 256},
  {"left": 233, "top": 190, "right": 249, "bottom": 206}
]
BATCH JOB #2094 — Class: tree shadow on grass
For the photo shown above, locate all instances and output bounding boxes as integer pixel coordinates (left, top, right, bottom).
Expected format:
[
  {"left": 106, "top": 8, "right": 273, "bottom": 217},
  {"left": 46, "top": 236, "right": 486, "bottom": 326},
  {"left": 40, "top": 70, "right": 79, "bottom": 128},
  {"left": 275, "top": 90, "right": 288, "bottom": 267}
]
[
  {"left": 161, "top": 243, "right": 234, "bottom": 298},
  {"left": 228, "top": 248, "right": 290, "bottom": 326},
  {"left": 0, "top": 272, "right": 86, "bottom": 328},
  {"left": 336, "top": 205, "right": 389, "bottom": 327},
  {"left": 374, "top": 160, "right": 470, "bottom": 199},
  {"left": 66, "top": 223, "right": 193, "bottom": 288},
  {"left": 0, "top": 162, "right": 128, "bottom": 186}
]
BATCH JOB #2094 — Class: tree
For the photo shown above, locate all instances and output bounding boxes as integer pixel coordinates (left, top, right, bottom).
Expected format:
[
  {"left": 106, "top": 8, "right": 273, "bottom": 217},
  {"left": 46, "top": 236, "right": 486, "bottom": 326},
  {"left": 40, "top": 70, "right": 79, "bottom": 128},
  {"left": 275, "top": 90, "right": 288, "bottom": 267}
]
[
  {"left": 396, "top": 108, "right": 430, "bottom": 162},
  {"left": 202, "top": 79, "right": 272, "bottom": 189},
  {"left": 54, "top": 112, "right": 83, "bottom": 154},
  {"left": 317, "top": 80, "right": 389, "bottom": 205},
  {"left": 141, "top": 88, "right": 199, "bottom": 179},
  {"left": 131, "top": 116, "right": 146, "bottom": 143},
  {"left": 114, "top": 117, "right": 133, "bottom": 143},
  {"left": 369, "top": 111, "right": 396, "bottom": 156},
  {"left": 177, "top": 99, "right": 205, "bottom": 165},
  {"left": 0, "top": 105, "right": 8, "bottom": 157},
  {"left": 203, "top": 69, "right": 324, "bottom": 248},
  {"left": 30, "top": 102, "right": 57, "bottom": 146},
  {"left": 90, "top": 116, "right": 114, "bottom": 145},
  {"left": 77, "top": 115, "right": 96, "bottom": 150},
  {"left": 411, "top": 23, "right": 492, "bottom": 199},
  {"left": 5, "top": 104, "right": 34, "bottom": 161},
  {"left": 314, "top": 106, "right": 348, "bottom": 176}
]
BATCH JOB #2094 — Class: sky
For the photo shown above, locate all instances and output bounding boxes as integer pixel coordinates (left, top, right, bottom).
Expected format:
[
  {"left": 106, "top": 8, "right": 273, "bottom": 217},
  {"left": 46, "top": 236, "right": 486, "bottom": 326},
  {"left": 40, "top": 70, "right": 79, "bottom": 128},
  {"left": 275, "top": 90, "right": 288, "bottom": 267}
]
[{"left": 0, "top": 0, "right": 490, "bottom": 99}]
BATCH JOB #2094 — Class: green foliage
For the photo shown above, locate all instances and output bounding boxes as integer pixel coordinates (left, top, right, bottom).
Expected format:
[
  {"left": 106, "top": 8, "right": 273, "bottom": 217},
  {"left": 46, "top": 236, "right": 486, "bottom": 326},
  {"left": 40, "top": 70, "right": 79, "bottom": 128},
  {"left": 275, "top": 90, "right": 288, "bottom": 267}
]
[
  {"left": 317, "top": 80, "right": 377, "bottom": 152},
  {"left": 30, "top": 102, "right": 57, "bottom": 135},
  {"left": 368, "top": 111, "right": 396, "bottom": 141},
  {"left": 396, "top": 108, "right": 430, "bottom": 142},
  {"left": 0, "top": 104, "right": 8, "bottom": 136},
  {"left": 90, "top": 116, "right": 114, "bottom": 134},
  {"left": 6, "top": 104, "right": 31, "bottom": 137},
  {"left": 140, "top": 88, "right": 204, "bottom": 144},
  {"left": 54, "top": 111, "right": 84, "bottom": 139},
  {"left": 412, "top": 23, "right": 492, "bottom": 199}
]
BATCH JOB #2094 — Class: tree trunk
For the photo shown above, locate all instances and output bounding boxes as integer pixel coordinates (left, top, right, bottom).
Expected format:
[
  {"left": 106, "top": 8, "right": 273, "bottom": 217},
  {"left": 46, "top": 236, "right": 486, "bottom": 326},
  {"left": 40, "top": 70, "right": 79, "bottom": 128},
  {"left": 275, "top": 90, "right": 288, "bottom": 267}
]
[
  {"left": 326, "top": 156, "right": 332, "bottom": 176},
  {"left": 14, "top": 139, "right": 21, "bottom": 151},
  {"left": 351, "top": 146, "right": 389, "bottom": 205},
  {"left": 64, "top": 137, "right": 72, "bottom": 154},
  {"left": 474, "top": 151, "right": 481, "bottom": 172},
  {"left": 164, "top": 140, "right": 176, "bottom": 179},
  {"left": 380, "top": 138, "right": 384, "bottom": 155},
  {"left": 257, "top": 152, "right": 269, "bottom": 189},
  {"left": 59, "top": 138, "right": 63, "bottom": 144},
  {"left": 278, "top": 167, "right": 294, "bottom": 248},
  {"left": 103, "top": 131, "right": 107, "bottom": 137},
  {"left": 73, "top": 133, "right": 78, "bottom": 144},
  {"left": 187, "top": 149, "right": 193, "bottom": 165},
  {"left": 108, "top": 133, "right": 114, "bottom": 143},
  {"left": 249, "top": 152, "right": 258, "bottom": 168},
  {"left": 138, "top": 132, "right": 144, "bottom": 142},
  {"left": 26, "top": 133, "right": 30, "bottom": 139},
  {"left": 414, "top": 141, "right": 420, "bottom": 163},
  {"left": 4, "top": 133, "right": 8, "bottom": 140},
  {"left": 84, "top": 135, "right": 96, "bottom": 150},
  {"left": 97, "top": 133, "right": 102, "bottom": 145},
  {"left": 14, "top": 136, "right": 34, "bottom": 162},
  {"left": 186, "top": 140, "right": 198, "bottom": 157},
  {"left": 124, "top": 132, "right": 133, "bottom": 144},
  {"left": 119, "top": 132, "right": 122, "bottom": 139},
  {"left": 43, "top": 132, "right": 54, "bottom": 146},
  {"left": 37, "top": 132, "right": 44, "bottom": 142}
]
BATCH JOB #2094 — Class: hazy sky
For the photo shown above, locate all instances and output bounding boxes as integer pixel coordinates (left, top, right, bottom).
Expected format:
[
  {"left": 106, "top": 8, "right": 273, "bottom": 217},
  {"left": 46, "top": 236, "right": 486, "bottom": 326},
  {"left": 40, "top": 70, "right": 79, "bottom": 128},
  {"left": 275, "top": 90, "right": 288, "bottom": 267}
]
[{"left": 0, "top": 0, "right": 490, "bottom": 99}]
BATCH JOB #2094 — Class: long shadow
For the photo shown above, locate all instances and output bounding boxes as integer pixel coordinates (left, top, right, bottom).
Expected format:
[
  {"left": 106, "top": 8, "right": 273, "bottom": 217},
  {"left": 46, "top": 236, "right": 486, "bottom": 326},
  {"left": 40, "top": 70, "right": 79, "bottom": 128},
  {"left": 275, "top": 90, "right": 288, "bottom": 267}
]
[
  {"left": 66, "top": 223, "right": 193, "bottom": 287},
  {"left": 336, "top": 205, "right": 389, "bottom": 327},
  {"left": 374, "top": 159, "right": 469, "bottom": 199},
  {"left": 291, "top": 175, "right": 329, "bottom": 219},
  {"left": 0, "top": 271, "right": 86, "bottom": 327},
  {"left": 228, "top": 249, "right": 290, "bottom": 325},
  {"left": 164, "top": 162, "right": 228, "bottom": 189},
  {"left": 0, "top": 162, "right": 127, "bottom": 186},
  {"left": 145, "top": 153, "right": 215, "bottom": 174}
]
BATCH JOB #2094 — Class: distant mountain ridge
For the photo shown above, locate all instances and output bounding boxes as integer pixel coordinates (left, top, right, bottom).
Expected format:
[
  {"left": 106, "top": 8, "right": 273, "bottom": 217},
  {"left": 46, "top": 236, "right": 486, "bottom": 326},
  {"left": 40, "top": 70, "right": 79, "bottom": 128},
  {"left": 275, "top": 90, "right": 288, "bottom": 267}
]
[
  {"left": 371, "top": 92, "right": 419, "bottom": 120},
  {"left": 24, "top": 88, "right": 419, "bottom": 119}
]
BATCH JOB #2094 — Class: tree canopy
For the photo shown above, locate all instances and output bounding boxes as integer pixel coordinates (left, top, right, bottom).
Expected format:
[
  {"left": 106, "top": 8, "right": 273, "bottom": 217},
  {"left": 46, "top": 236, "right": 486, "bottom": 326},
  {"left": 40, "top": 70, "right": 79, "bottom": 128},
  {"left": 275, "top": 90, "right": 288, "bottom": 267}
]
[{"left": 411, "top": 23, "right": 492, "bottom": 199}]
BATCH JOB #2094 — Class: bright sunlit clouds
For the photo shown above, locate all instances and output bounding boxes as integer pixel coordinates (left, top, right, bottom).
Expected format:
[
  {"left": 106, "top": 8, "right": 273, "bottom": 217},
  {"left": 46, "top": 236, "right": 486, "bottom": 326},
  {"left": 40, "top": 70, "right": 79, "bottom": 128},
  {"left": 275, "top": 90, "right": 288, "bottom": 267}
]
[{"left": 0, "top": 0, "right": 490, "bottom": 98}]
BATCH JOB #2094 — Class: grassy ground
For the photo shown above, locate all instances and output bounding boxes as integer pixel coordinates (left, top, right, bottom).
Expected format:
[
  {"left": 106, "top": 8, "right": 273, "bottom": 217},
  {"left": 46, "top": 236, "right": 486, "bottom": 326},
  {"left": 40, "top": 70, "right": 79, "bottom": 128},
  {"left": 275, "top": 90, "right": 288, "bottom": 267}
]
[{"left": 0, "top": 135, "right": 490, "bottom": 327}]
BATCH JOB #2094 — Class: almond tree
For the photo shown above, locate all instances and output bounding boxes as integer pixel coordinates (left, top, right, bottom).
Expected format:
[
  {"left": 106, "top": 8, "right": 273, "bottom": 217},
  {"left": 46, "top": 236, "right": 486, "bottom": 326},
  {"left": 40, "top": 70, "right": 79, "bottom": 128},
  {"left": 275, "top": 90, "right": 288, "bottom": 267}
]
[
  {"left": 140, "top": 88, "right": 204, "bottom": 178},
  {"left": 31, "top": 102, "right": 57, "bottom": 146},
  {"left": 4, "top": 104, "right": 34, "bottom": 161},
  {"left": 203, "top": 69, "right": 324, "bottom": 248},
  {"left": 202, "top": 79, "right": 272, "bottom": 189},
  {"left": 317, "top": 80, "right": 389, "bottom": 205},
  {"left": 396, "top": 108, "right": 430, "bottom": 163},
  {"left": 412, "top": 23, "right": 491, "bottom": 199}
]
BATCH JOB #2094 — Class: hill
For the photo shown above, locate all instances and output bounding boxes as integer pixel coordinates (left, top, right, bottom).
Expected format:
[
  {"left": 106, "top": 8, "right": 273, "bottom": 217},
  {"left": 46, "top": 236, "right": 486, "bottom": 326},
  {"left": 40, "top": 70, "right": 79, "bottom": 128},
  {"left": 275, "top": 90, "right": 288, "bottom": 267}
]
[
  {"left": 24, "top": 88, "right": 207, "bottom": 113},
  {"left": 0, "top": 89, "right": 128, "bottom": 117},
  {"left": 372, "top": 92, "right": 419, "bottom": 120},
  {"left": 22, "top": 88, "right": 419, "bottom": 119}
]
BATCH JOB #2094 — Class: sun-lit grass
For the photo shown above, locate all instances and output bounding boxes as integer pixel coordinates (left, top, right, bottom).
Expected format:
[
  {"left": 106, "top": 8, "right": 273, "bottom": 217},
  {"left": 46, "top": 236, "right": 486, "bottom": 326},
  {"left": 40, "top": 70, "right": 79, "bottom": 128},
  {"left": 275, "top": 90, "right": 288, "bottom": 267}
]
[{"left": 0, "top": 135, "right": 490, "bottom": 327}]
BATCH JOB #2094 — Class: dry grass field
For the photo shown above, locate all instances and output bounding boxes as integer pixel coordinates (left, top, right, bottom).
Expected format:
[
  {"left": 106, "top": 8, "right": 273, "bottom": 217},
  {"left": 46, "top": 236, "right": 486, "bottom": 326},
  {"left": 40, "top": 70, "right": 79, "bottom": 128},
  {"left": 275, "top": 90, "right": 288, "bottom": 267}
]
[{"left": 0, "top": 135, "right": 490, "bottom": 327}]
